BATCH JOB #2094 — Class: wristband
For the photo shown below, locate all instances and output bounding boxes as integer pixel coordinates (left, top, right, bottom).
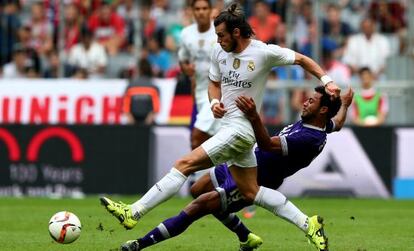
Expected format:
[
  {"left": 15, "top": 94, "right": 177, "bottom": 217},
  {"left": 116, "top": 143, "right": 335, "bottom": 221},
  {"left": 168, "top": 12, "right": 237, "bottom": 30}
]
[
  {"left": 210, "top": 99, "right": 220, "bottom": 109},
  {"left": 321, "top": 75, "right": 333, "bottom": 86}
]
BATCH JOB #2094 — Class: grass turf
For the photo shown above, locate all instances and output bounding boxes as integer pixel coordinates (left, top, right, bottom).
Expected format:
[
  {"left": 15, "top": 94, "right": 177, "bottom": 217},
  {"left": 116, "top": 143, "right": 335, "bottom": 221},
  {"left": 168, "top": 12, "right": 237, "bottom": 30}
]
[{"left": 0, "top": 197, "right": 413, "bottom": 251}]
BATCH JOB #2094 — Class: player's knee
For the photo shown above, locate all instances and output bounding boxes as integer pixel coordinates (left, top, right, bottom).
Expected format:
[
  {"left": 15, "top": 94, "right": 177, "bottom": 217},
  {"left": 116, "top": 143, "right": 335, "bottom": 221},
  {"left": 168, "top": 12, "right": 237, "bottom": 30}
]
[
  {"left": 239, "top": 190, "right": 257, "bottom": 204},
  {"left": 175, "top": 158, "right": 196, "bottom": 176}
]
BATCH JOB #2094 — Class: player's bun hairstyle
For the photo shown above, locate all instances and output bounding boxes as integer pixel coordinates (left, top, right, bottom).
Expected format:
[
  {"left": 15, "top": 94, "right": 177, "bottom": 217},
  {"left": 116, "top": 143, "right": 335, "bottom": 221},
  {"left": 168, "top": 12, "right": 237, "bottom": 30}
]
[
  {"left": 213, "top": 2, "right": 254, "bottom": 38},
  {"left": 314, "top": 85, "right": 342, "bottom": 120},
  {"left": 191, "top": 0, "right": 212, "bottom": 7}
]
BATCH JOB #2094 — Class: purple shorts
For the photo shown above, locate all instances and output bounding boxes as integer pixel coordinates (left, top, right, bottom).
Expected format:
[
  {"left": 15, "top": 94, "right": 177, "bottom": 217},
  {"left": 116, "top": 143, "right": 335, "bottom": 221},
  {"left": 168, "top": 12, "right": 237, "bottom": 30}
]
[{"left": 209, "top": 164, "right": 250, "bottom": 213}]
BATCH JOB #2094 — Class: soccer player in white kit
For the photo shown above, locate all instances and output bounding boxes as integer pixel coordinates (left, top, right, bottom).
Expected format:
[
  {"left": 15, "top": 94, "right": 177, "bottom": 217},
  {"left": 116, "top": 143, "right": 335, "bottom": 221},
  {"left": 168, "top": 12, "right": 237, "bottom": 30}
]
[
  {"left": 178, "top": 0, "right": 220, "bottom": 150},
  {"left": 178, "top": 0, "right": 221, "bottom": 188},
  {"left": 101, "top": 3, "right": 339, "bottom": 249}
]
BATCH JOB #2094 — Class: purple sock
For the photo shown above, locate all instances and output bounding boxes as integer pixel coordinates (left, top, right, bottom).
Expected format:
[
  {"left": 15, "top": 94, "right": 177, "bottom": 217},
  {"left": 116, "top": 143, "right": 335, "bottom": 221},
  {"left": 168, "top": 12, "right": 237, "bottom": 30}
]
[
  {"left": 214, "top": 213, "right": 250, "bottom": 242},
  {"left": 138, "top": 211, "right": 194, "bottom": 249}
]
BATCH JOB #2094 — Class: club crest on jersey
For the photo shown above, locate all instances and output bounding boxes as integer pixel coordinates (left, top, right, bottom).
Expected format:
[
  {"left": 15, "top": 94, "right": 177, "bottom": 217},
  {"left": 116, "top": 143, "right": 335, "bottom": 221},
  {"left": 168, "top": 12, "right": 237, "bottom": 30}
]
[
  {"left": 233, "top": 58, "right": 240, "bottom": 69},
  {"left": 198, "top": 39, "right": 205, "bottom": 48},
  {"left": 247, "top": 61, "right": 255, "bottom": 72}
]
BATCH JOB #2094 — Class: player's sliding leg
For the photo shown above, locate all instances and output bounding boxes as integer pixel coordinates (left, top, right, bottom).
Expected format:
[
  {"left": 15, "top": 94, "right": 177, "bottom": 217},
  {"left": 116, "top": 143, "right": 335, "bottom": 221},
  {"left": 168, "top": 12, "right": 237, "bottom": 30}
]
[
  {"left": 100, "top": 147, "right": 213, "bottom": 229},
  {"left": 229, "top": 166, "right": 328, "bottom": 250},
  {"left": 190, "top": 171, "right": 262, "bottom": 250}
]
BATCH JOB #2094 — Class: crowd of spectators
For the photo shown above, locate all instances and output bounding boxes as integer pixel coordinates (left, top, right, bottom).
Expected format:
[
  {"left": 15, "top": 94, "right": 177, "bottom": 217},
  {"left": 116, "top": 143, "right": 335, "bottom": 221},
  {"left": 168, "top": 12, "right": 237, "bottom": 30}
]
[{"left": 0, "top": 0, "right": 407, "bottom": 126}]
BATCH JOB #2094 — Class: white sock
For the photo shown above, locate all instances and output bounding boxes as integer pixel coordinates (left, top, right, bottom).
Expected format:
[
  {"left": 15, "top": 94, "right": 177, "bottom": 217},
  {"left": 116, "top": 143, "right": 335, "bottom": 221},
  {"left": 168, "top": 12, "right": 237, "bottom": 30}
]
[
  {"left": 254, "top": 186, "right": 309, "bottom": 232},
  {"left": 131, "top": 168, "right": 187, "bottom": 219}
]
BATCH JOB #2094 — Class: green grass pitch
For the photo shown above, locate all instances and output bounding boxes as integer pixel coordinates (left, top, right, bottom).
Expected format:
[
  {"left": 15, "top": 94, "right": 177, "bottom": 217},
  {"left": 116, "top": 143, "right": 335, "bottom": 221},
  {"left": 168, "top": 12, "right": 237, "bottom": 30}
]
[{"left": 0, "top": 197, "right": 413, "bottom": 250}]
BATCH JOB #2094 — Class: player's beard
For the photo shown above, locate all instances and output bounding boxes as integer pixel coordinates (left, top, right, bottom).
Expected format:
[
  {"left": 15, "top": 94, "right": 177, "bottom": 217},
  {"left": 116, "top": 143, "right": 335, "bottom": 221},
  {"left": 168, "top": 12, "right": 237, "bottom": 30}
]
[
  {"left": 300, "top": 112, "right": 314, "bottom": 123},
  {"left": 227, "top": 36, "right": 238, "bottom": 52}
]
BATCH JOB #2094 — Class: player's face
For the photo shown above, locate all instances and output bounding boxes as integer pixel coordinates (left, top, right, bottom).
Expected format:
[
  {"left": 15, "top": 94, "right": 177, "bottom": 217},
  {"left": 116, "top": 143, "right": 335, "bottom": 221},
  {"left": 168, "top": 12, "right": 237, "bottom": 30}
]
[
  {"left": 192, "top": 1, "right": 211, "bottom": 26},
  {"left": 301, "top": 92, "right": 323, "bottom": 121},
  {"left": 215, "top": 22, "right": 237, "bottom": 52}
]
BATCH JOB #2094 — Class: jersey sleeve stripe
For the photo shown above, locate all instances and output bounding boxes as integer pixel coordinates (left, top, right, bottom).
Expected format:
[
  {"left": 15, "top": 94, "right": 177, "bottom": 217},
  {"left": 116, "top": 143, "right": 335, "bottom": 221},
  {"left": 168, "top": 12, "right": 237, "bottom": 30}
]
[{"left": 280, "top": 135, "right": 288, "bottom": 156}]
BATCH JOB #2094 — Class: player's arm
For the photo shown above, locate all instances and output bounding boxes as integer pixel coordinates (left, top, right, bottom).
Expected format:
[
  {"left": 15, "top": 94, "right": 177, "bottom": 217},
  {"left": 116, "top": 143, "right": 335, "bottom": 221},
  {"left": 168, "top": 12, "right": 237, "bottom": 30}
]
[
  {"left": 331, "top": 87, "right": 354, "bottom": 131},
  {"left": 236, "top": 96, "right": 283, "bottom": 153},
  {"left": 293, "top": 52, "right": 340, "bottom": 98},
  {"left": 208, "top": 80, "right": 226, "bottom": 118}
]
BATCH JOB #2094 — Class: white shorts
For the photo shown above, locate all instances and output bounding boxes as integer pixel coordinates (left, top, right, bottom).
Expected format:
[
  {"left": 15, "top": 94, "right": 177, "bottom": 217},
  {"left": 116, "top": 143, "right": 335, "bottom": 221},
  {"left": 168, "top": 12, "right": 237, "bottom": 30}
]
[
  {"left": 201, "top": 117, "right": 256, "bottom": 168},
  {"left": 194, "top": 100, "right": 221, "bottom": 135}
]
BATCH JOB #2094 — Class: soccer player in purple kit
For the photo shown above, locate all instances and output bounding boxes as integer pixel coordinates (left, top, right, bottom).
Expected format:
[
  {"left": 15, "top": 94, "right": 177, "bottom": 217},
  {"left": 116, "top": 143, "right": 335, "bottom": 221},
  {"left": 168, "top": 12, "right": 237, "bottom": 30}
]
[{"left": 119, "top": 87, "right": 354, "bottom": 251}]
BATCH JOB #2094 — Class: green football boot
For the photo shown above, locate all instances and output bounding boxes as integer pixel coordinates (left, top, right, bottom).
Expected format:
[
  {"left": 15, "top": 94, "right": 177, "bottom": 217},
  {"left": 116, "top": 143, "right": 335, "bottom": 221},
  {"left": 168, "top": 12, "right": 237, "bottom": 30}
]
[
  {"left": 100, "top": 197, "right": 137, "bottom": 230},
  {"left": 239, "top": 233, "right": 263, "bottom": 251},
  {"left": 306, "top": 215, "right": 328, "bottom": 251}
]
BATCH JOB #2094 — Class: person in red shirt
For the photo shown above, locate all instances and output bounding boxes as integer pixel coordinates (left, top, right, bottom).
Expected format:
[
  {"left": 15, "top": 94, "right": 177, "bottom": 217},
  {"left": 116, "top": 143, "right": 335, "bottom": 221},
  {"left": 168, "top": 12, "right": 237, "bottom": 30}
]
[
  {"left": 248, "top": 0, "right": 281, "bottom": 44},
  {"left": 88, "top": 2, "right": 125, "bottom": 55},
  {"left": 64, "top": 3, "right": 82, "bottom": 53}
]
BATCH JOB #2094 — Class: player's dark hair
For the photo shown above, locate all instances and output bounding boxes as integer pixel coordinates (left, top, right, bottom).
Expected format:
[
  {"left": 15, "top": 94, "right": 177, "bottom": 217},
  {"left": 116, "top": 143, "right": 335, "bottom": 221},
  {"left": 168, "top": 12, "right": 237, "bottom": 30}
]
[
  {"left": 191, "top": 0, "right": 212, "bottom": 8},
  {"left": 358, "top": 67, "right": 372, "bottom": 75},
  {"left": 214, "top": 2, "right": 254, "bottom": 38},
  {"left": 314, "top": 86, "right": 342, "bottom": 120}
]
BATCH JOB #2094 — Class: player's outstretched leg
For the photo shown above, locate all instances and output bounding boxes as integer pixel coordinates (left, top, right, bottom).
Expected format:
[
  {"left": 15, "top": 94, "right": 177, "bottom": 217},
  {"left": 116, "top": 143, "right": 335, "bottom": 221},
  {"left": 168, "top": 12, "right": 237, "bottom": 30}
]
[
  {"left": 239, "top": 233, "right": 263, "bottom": 251},
  {"left": 306, "top": 215, "right": 328, "bottom": 251},
  {"left": 100, "top": 197, "right": 137, "bottom": 230}
]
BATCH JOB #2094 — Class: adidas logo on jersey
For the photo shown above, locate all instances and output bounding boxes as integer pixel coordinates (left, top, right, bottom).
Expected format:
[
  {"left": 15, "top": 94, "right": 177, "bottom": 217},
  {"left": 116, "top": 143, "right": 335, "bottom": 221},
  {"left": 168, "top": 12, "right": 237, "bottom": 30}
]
[{"left": 220, "top": 59, "right": 226, "bottom": 65}]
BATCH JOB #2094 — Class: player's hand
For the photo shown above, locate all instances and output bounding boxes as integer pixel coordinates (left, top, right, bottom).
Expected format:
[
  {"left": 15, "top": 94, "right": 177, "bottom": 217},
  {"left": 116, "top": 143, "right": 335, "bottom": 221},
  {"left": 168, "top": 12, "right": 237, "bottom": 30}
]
[
  {"left": 325, "top": 82, "right": 341, "bottom": 99},
  {"left": 235, "top": 95, "right": 259, "bottom": 121},
  {"left": 341, "top": 86, "right": 354, "bottom": 108},
  {"left": 211, "top": 102, "right": 227, "bottom": 118}
]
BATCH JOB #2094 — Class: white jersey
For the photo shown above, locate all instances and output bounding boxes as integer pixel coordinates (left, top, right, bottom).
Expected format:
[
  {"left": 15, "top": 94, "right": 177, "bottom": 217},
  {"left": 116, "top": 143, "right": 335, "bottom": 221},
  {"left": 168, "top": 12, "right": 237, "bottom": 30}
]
[
  {"left": 178, "top": 23, "right": 217, "bottom": 105},
  {"left": 209, "top": 39, "right": 296, "bottom": 119}
]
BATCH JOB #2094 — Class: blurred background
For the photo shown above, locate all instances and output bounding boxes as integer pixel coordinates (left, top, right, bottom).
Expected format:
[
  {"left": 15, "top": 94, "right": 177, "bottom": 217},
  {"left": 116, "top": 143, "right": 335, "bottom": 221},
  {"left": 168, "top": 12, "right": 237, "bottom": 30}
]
[{"left": 0, "top": 0, "right": 413, "bottom": 200}]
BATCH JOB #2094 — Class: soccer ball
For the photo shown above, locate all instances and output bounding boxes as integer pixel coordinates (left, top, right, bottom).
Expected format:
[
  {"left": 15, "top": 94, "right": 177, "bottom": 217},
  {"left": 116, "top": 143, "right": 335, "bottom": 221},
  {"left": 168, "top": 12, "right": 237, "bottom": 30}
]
[{"left": 48, "top": 211, "right": 82, "bottom": 244}]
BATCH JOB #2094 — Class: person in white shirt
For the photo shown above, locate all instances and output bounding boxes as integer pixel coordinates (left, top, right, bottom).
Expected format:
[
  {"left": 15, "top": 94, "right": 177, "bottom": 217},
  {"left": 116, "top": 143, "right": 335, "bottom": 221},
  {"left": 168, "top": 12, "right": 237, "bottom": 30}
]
[
  {"left": 178, "top": 0, "right": 221, "bottom": 189},
  {"left": 101, "top": 3, "right": 340, "bottom": 250},
  {"left": 67, "top": 26, "right": 108, "bottom": 79},
  {"left": 178, "top": 0, "right": 220, "bottom": 150},
  {"left": 342, "top": 17, "right": 390, "bottom": 79}
]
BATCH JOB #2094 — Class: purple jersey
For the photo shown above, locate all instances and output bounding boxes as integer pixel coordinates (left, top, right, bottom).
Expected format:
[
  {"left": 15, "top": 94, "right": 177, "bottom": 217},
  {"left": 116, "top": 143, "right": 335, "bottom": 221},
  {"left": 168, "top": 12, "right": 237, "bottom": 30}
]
[
  {"left": 211, "top": 120, "right": 335, "bottom": 213},
  {"left": 256, "top": 120, "right": 335, "bottom": 189}
]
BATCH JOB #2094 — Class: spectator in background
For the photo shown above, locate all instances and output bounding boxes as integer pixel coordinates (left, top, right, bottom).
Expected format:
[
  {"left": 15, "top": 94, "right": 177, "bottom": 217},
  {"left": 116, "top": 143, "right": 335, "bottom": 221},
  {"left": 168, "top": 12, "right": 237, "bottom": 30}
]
[
  {"left": 63, "top": 3, "right": 82, "bottom": 53},
  {"left": 248, "top": 0, "right": 281, "bottom": 44},
  {"left": 369, "top": 0, "right": 405, "bottom": 34},
  {"left": 146, "top": 36, "right": 172, "bottom": 77},
  {"left": 352, "top": 67, "right": 388, "bottom": 127},
  {"left": 139, "top": 4, "right": 157, "bottom": 45},
  {"left": 322, "top": 4, "right": 353, "bottom": 58},
  {"left": 292, "top": 0, "right": 315, "bottom": 54},
  {"left": 342, "top": 17, "right": 390, "bottom": 79},
  {"left": 3, "top": 46, "right": 27, "bottom": 78},
  {"left": 124, "top": 58, "right": 159, "bottom": 125},
  {"left": 322, "top": 48, "right": 351, "bottom": 87},
  {"left": 43, "top": 49, "right": 60, "bottom": 78},
  {"left": 261, "top": 71, "right": 284, "bottom": 125},
  {"left": 0, "top": 0, "right": 21, "bottom": 66},
  {"left": 68, "top": 25, "right": 108, "bottom": 78},
  {"left": 71, "top": 67, "right": 88, "bottom": 79},
  {"left": 28, "top": 2, "right": 54, "bottom": 56},
  {"left": 88, "top": 1, "right": 125, "bottom": 55},
  {"left": 369, "top": 0, "right": 406, "bottom": 54},
  {"left": 116, "top": 0, "right": 139, "bottom": 52}
]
